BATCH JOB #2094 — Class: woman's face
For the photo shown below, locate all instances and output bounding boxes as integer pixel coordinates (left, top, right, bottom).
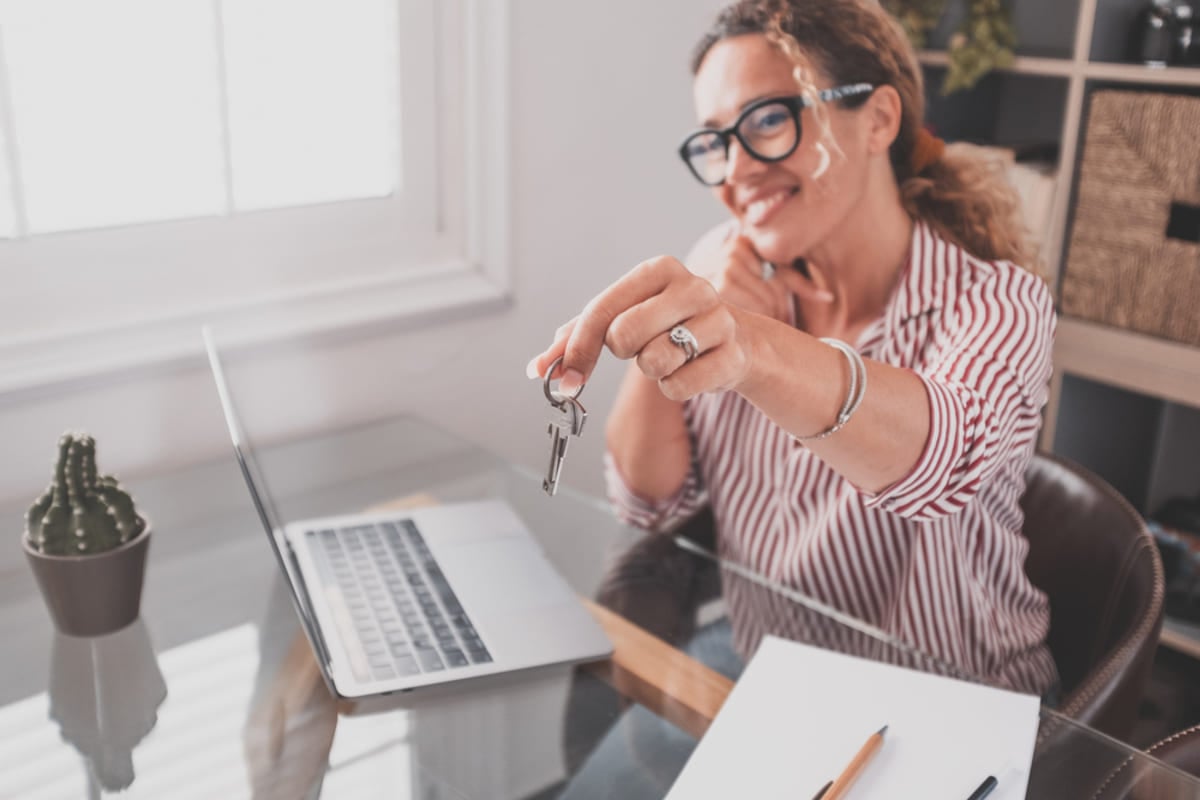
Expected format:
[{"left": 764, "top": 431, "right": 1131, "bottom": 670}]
[{"left": 692, "top": 34, "right": 873, "bottom": 266}]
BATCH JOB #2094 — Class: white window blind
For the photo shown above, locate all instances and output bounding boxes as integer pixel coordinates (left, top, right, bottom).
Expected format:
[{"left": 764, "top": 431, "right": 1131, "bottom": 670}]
[
  {"left": 222, "top": 0, "right": 399, "bottom": 213},
  {"left": 0, "top": 0, "right": 509, "bottom": 393},
  {"left": 0, "top": 0, "right": 406, "bottom": 236}
]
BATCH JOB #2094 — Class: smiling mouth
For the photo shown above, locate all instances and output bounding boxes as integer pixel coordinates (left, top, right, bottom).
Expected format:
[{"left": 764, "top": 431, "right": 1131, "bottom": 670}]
[{"left": 743, "top": 187, "right": 799, "bottom": 227}]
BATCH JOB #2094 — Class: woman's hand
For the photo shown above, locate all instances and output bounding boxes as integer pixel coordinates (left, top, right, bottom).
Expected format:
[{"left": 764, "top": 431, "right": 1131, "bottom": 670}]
[
  {"left": 526, "top": 256, "right": 753, "bottom": 402},
  {"left": 710, "top": 236, "right": 791, "bottom": 322},
  {"left": 690, "top": 222, "right": 833, "bottom": 323}
]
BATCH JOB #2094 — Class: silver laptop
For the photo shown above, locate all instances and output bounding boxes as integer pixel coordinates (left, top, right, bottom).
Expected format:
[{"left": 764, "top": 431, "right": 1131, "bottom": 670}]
[{"left": 203, "top": 329, "right": 611, "bottom": 698}]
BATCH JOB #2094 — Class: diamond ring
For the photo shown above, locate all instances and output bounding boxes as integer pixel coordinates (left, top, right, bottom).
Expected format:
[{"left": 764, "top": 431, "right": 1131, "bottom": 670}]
[{"left": 669, "top": 325, "right": 700, "bottom": 363}]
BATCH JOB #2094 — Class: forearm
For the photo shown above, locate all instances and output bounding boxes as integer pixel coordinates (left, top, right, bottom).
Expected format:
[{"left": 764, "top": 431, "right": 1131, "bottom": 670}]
[
  {"left": 733, "top": 308, "right": 930, "bottom": 494},
  {"left": 605, "top": 363, "right": 692, "bottom": 502}
]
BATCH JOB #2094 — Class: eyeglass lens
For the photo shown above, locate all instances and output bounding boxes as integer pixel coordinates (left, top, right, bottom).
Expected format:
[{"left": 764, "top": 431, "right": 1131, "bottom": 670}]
[{"left": 684, "top": 100, "right": 800, "bottom": 185}]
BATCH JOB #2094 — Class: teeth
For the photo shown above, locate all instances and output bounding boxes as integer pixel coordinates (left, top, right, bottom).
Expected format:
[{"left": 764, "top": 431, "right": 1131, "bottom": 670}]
[{"left": 745, "top": 189, "right": 791, "bottom": 224}]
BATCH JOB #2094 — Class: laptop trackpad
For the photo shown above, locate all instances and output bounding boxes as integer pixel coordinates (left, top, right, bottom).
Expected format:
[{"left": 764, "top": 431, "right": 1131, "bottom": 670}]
[{"left": 440, "top": 538, "right": 571, "bottom": 613}]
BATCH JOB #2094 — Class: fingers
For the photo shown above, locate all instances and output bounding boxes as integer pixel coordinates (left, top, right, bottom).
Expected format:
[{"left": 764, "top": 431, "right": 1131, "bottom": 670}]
[
  {"left": 718, "top": 268, "right": 784, "bottom": 320},
  {"left": 635, "top": 304, "right": 734, "bottom": 380},
  {"left": 605, "top": 278, "right": 716, "bottom": 360},
  {"left": 526, "top": 250, "right": 786, "bottom": 398},
  {"left": 776, "top": 264, "right": 835, "bottom": 304},
  {"left": 657, "top": 340, "right": 750, "bottom": 402},
  {"left": 525, "top": 316, "right": 577, "bottom": 381},
  {"left": 725, "top": 235, "right": 762, "bottom": 275},
  {"left": 559, "top": 257, "right": 690, "bottom": 391},
  {"left": 718, "top": 237, "right": 789, "bottom": 319},
  {"left": 729, "top": 233, "right": 834, "bottom": 307}
]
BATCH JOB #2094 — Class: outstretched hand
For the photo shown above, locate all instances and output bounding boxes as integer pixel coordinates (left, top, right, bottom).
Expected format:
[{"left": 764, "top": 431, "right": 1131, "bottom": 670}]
[{"left": 526, "top": 256, "right": 754, "bottom": 402}]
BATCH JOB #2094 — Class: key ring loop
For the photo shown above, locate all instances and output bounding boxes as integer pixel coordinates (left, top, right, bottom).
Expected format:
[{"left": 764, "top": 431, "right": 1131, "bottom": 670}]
[{"left": 543, "top": 355, "right": 586, "bottom": 405}]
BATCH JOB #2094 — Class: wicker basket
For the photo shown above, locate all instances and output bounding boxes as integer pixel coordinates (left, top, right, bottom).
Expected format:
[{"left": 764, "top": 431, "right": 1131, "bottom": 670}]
[{"left": 1061, "top": 90, "right": 1200, "bottom": 346}]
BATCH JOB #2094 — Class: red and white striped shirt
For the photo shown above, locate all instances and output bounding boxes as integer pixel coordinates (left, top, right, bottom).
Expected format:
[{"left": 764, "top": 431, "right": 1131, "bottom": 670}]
[{"left": 606, "top": 221, "right": 1059, "bottom": 695}]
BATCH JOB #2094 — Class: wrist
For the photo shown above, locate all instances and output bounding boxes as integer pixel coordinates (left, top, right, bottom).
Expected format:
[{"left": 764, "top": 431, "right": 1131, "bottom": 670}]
[
  {"left": 727, "top": 311, "right": 851, "bottom": 438},
  {"left": 729, "top": 306, "right": 776, "bottom": 398}
]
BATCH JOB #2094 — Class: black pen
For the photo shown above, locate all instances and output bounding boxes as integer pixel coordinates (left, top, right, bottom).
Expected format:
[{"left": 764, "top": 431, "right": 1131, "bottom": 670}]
[{"left": 966, "top": 775, "right": 998, "bottom": 800}]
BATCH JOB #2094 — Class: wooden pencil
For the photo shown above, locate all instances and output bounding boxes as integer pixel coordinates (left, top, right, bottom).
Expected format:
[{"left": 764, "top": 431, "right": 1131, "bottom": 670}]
[{"left": 821, "top": 724, "right": 888, "bottom": 800}]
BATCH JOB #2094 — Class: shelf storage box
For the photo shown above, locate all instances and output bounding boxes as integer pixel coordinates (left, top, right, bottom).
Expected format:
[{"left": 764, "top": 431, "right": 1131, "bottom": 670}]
[{"left": 1061, "top": 90, "right": 1200, "bottom": 346}]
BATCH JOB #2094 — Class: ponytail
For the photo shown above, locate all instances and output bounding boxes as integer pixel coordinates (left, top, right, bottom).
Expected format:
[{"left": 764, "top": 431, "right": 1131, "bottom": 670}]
[{"left": 901, "top": 143, "right": 1042, "bottom": 275}]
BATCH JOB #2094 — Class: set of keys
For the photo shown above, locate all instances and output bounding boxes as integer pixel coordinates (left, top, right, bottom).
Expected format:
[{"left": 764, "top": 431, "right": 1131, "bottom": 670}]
[{"left": 541, "top": 356, "right": 586, "bottom": 496}]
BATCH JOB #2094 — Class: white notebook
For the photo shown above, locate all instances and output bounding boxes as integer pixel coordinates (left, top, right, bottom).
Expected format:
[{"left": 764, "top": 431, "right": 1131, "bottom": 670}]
[{"left": 667, "top": 636, "right": 1040, "bottom": 800}]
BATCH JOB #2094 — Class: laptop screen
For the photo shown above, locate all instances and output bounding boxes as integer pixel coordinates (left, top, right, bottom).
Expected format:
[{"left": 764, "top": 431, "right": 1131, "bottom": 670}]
[{"left": 202, "top": 327, "right": 333, "bottom": 674}]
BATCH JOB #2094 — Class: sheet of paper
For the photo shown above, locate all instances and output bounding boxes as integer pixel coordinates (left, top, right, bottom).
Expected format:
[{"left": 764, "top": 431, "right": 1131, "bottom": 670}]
[{"left": 667, "top": 636, "right": 1040, "bottom": 800}]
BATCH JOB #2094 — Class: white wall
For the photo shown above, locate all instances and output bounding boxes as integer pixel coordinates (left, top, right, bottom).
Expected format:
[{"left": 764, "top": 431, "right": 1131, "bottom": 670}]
[{"left": 0, "top": 0, "right": 729, "bottom": 510}]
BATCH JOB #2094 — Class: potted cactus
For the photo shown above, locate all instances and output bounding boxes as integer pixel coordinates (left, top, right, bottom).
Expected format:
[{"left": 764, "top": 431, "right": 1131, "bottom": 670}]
[{"left": 22, "top": 432, "right": 150, "bottom": 636}]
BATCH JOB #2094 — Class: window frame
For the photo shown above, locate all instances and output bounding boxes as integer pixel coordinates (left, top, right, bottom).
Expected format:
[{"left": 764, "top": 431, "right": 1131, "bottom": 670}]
[{"left": 0, "top": 0, "right": 510, "bottom": 397}]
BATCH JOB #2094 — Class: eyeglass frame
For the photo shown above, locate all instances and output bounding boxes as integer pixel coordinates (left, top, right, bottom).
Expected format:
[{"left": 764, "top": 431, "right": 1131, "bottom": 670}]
[{"left": 677, "top": 82, "right": 875, "bottom": 187}]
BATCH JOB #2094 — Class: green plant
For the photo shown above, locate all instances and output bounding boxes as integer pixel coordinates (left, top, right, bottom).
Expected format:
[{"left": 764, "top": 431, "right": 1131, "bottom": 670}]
[
  {"left": 883, "top": 0, "right": 1017, "bottom": 94},
  {"left": 943, "top": 0, "right": 1016, "bottom": 93},
  {"left": 24, "top": 433, "right": 146, "bottom": 555},
  {"left": 885, "top": 0, "right": 950, "bottom": 49}
]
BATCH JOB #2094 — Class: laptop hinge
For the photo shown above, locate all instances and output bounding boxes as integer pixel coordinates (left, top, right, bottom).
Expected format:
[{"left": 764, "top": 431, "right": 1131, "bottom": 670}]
[{"left": 284, "top": 540, "right": 339, "bottom": 691}]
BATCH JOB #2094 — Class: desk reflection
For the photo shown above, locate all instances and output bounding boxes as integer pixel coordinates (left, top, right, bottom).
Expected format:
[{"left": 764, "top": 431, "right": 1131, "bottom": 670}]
[
  {"left": 48, "top": 618, "right": 167, "bottom": 794},
  {"left": 243, "top": 575, "right": 337, "bottom": 800}
]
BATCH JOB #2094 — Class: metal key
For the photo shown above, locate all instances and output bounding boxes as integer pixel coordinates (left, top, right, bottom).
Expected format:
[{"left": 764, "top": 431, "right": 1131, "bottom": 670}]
[
  {"left": 542, "top": 356, "right": 587, "bottom": 496},
  {"left": 544, "top": 395, "right": 586, "bottom": 496}
]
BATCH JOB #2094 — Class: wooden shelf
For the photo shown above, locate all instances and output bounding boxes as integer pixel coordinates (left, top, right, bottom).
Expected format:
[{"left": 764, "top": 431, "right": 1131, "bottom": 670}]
[
  {"left": 1054, "top": 318, "right": 1200, "bottom": 411},
  {"left": 1084, "top": 62, "right": 1200, "bottom": 86},
  {"left": 921, "top": 10, "right": 1200, "bottom": 509},
  {"left": 918, "top": 50, "right": 1075, "bottom": 78},
  {"left": 918, "top": 51, "right": 1200, "bottom": 87}
]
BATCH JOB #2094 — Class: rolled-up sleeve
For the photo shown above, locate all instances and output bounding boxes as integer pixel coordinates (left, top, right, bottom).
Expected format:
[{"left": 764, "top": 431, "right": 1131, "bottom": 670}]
[
  {"left": 604, "top": 399, "right": 710, "bottom": 533},
  {"left": 604, "top": 451, "right": 708, "bottom": 533},
  {"left": 865, "top": 265, "right": 1055, "bottom": 521}
]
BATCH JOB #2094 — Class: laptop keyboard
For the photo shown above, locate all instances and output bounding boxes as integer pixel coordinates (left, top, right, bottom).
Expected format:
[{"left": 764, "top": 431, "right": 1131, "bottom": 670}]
[{"left": 310, "top": 520, "right": 493, "bottom": 681}]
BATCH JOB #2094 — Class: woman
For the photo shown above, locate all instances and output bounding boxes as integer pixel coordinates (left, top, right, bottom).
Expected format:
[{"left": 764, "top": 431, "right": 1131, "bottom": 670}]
[{"left": 528, "top": 0, "right": 1057, "bottom": 698}]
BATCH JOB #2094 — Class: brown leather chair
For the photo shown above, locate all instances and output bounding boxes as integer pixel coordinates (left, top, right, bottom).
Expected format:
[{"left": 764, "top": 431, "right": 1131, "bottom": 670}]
[
  {"left": 1145, "top": 724, "right": 1200, "bottom": 778},
  {"left": 1021, "top": 453, "right": 1166, "bottom": 740},
  {"left": 1089, "top": 724, "right": 1200, "bottom": 799}
]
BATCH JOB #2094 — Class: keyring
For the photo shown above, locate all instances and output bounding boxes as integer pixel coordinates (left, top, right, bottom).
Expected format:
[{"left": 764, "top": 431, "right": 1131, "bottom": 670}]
[{"left": 543, "top": 356, "right": 586, "bottom": 404}]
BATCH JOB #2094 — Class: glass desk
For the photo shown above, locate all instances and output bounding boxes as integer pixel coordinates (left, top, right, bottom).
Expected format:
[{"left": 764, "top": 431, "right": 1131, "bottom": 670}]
[{"left": 1, "top": 416, "right": 1197, "bottom": 799}]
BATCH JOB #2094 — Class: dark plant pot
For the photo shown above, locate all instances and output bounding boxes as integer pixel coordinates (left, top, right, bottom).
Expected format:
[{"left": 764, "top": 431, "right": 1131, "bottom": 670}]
[{"left": 23, "top": 525, "right": 151, "bottom": 637}]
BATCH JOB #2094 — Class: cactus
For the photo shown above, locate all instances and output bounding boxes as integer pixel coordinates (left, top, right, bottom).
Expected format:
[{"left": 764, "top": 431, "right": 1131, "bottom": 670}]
[{"left": 24, "top": 433, "right": 146, "bottom": 556}]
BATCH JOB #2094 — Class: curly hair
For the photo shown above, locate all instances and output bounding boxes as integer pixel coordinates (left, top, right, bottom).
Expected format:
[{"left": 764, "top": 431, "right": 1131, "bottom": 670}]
[{"left": 692, "top": 0, "right": 1040, "bottom": 273}]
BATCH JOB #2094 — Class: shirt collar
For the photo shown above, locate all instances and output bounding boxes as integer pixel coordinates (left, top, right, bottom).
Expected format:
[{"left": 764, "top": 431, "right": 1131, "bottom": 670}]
[{"left": 887, "top": 219, "right": 961, "bottom": 326}]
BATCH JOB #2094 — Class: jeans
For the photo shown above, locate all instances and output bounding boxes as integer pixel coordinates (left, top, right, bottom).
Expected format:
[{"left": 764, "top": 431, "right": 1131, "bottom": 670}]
[{"left": 557, "top": 619, "right": 744, "bottom": 800}]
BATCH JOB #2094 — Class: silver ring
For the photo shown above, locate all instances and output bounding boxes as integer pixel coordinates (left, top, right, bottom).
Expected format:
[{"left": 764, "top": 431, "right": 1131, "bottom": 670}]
[
  {"left": 668, "top": 325, "right": 700, "bottom": 363},
  {"left": 760, "top": 261, "right": 776, "bottom": 281}
]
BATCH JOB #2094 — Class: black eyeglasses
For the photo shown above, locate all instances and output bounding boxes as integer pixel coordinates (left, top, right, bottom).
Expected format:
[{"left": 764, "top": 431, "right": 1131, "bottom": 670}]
[{"left": 678, "top": 83, "right": 874, "bottom": 187}]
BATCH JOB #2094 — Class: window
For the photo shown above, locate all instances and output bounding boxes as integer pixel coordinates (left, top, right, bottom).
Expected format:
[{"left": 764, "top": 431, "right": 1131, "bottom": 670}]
[{"left": 0, "top": 0, "right": 509, "bottom": 392}]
